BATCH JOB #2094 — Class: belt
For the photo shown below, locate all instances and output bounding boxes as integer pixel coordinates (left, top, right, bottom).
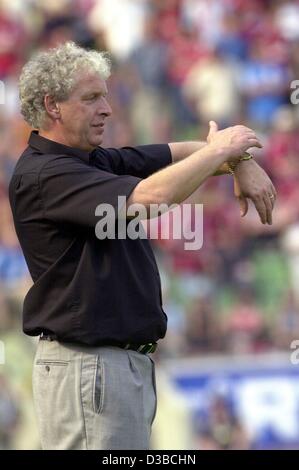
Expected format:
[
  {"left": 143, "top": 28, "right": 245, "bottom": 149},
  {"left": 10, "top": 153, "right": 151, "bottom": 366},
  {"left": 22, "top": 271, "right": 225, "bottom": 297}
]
[{"left": 39, "top": 334, "right": 157, "bottom": 355}]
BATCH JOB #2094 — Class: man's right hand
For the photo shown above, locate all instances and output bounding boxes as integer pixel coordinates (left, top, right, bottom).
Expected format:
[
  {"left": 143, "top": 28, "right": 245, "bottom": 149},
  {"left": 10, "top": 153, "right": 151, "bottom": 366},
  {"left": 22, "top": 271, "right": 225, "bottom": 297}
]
[
  {"left": 127, "top": 121, "right": 264, "bottom": 215},
  {"left": 207, "top": 121, "right": 263, "bottom": 160}
]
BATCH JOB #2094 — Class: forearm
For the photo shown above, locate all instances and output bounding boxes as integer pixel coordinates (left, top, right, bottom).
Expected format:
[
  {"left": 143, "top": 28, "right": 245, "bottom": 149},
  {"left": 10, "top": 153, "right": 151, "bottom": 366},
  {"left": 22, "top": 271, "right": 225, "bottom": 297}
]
[
  {"left": 127, "top": 144, "right": 227, "bottom": 213},
  {"left": 168, "top": 141, "right": 206, "bottom": 162},
  {"left": 127, "top": 122, "right": 263, "bottom": 217},
  {"left": 168, "top": 141, "right": 230, "bottom": 175}
]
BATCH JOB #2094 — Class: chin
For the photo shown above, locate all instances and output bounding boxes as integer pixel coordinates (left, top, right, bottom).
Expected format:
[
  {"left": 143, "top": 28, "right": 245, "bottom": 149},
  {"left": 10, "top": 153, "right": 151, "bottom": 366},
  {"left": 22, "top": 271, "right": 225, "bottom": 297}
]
[{"left": 91, "top": 136, "right": 103, "bottom": 147}]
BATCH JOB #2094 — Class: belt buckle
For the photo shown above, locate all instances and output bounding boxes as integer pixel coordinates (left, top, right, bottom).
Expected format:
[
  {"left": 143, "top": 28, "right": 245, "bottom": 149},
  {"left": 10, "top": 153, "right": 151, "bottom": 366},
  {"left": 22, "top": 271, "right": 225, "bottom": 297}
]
[{"left": 138, "top": 343, "right": 157, "bottom": 354}]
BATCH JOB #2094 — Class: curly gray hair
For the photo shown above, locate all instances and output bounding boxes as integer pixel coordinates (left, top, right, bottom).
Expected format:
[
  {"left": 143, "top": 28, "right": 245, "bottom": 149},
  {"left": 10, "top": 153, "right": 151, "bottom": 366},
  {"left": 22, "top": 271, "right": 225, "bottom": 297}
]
[{"left": 19, "top": 42, "right": 111, "bottom": 129}]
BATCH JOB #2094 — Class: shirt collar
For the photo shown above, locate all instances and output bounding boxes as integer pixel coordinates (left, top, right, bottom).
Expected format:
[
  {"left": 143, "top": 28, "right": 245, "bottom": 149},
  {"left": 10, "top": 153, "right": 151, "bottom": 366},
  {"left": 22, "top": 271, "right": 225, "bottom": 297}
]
[{"left": 28, "top": 130, "right": 92, "bottom": 164}]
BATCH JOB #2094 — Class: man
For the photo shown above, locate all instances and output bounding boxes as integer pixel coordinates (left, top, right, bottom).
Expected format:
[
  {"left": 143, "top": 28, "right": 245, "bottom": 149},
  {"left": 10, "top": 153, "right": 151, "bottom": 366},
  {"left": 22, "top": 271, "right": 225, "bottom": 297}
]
[{"left": 9, "top": 42, "right": 276, "bottom": 450}]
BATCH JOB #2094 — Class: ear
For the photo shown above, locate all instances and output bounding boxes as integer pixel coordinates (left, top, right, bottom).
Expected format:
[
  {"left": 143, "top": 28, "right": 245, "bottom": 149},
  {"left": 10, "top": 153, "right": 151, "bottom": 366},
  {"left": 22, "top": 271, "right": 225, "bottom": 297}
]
[{"left": 44, "top": 94, "right": 61, "bottom": 120}]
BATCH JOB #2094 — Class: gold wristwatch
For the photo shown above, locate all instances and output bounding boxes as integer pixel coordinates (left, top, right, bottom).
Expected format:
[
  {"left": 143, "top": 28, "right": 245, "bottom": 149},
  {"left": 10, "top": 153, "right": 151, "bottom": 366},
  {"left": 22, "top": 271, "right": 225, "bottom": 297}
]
[{"left": 227, "top": 152, "right": 253, "bottom": 175}]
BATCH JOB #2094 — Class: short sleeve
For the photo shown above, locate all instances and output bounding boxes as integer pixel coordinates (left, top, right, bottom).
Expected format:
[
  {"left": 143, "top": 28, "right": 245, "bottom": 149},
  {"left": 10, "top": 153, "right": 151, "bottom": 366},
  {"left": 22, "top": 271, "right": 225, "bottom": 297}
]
[
  {"left": 92, "top": 144, "right": 172, "bottom": 178},
  {"left": 39, "top": 157, "right": 141, "bottom": 228}
]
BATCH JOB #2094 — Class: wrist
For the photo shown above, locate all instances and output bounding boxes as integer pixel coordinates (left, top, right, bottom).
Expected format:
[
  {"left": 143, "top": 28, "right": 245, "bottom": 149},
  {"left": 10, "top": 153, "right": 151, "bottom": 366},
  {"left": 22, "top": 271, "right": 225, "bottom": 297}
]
[
  {"left": 206, "top": 143, "right": 231, "bottom": 164},
  {"left": 227, "top": 152, "right": 254, "bottom": 176}
]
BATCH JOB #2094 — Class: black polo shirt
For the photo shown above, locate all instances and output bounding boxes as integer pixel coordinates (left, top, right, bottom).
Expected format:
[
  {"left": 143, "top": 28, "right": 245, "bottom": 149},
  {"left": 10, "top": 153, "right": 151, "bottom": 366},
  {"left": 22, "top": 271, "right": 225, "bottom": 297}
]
[{"left": 9, "top": 131, "right": 171, "bottom": 345}]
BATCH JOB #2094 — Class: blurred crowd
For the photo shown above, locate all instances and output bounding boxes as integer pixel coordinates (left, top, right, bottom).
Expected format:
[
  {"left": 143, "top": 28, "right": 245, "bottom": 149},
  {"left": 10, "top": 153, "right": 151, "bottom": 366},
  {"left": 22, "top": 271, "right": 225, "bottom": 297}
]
[{"left": 1, "top": 0, "right": 299, "bottom": 449}]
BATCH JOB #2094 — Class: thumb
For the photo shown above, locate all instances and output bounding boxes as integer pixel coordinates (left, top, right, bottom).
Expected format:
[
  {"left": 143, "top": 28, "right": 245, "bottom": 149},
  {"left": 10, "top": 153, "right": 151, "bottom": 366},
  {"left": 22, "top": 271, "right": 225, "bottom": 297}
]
[
  {"left": 207, "top": 120, "right": 218, "bottom": 140},
  {"left": 238, "top": 196, "right": 248, "bottom": 217}
]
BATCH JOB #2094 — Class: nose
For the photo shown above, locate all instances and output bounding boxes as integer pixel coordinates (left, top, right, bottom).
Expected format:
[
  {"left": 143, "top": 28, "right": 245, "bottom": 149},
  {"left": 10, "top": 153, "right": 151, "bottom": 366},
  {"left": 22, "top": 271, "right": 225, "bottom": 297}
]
[{"left": 99, "top": 97, "right": 112, "bottom": 117}]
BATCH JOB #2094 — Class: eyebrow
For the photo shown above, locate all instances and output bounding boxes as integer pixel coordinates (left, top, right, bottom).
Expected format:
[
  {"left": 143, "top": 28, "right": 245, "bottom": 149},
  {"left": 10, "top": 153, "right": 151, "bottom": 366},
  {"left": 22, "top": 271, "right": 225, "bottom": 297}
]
[{"left": 82, "top": 91, "right": 108, "bottom": 98}]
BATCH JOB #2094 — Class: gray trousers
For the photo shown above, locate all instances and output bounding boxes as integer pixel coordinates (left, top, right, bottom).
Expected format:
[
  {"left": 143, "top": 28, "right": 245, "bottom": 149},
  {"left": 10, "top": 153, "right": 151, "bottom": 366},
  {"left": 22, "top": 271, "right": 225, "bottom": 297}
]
[{"left": 32, "top": 339, "right": 157, "bottom": 450}]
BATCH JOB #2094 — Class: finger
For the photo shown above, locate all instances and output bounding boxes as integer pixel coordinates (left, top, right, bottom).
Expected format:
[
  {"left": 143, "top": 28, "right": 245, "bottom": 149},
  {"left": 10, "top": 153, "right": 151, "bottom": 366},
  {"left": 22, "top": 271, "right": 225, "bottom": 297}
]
[
  {"left": 233, "top": 177, "right": 241, "bottom": 198},
  {"left": 238, "top": 196, "right": 248, "bottom": 217},
  {"left": 243, "top": 134, "right": 258, "bottom": 141},
  {"left": 246, "top": 136, "right": 262, "bottom": 144},
  {"left": 252, "top": 196, "right": 267, "bottom": 224},
  {"left": 271, "top": 184, "right": 277, "bottom": 200},
  {"left": 235, "top": 125, "right": 254, "bottom": 132},
  {"left": 268, "top": 184, "right": 277, "bottom": 209},
  {"left": 236, "top": 125, "right": 260, "bottom": 138},
  {"left": 243, "top": 130, "right": 258, "bottom": 137},
  {"left": 209, "top": 120, "right": 218, "bottom": 136},
  {"left": 263, "top": 195, "right": 273, "bottom": 225},
  {"left": 246, "top": 138, "right": 263, "bottom": 148},
  {"left": 268, "top": 193, "right": 275, "bottom": 210}
]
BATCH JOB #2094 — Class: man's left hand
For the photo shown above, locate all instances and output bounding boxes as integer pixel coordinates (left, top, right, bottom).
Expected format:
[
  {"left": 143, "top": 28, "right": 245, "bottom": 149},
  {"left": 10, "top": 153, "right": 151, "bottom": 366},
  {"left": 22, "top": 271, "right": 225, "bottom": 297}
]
[{"left": 233, "top": 159, "right": 277, "bottom": 225}]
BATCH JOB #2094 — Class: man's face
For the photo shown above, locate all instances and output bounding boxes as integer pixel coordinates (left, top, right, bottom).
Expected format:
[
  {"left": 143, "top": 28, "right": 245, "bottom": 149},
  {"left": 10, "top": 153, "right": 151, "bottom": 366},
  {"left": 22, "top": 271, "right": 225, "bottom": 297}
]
[{"left": 58, "top": 72, "right": 112, "bottom": 151}]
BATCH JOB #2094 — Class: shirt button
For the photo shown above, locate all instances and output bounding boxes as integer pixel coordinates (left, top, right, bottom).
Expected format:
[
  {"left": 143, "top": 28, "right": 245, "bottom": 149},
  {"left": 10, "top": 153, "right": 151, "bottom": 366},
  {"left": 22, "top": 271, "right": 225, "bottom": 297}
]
[{"left": 45, "top": 365, "right": 50, "bottom": 372}]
